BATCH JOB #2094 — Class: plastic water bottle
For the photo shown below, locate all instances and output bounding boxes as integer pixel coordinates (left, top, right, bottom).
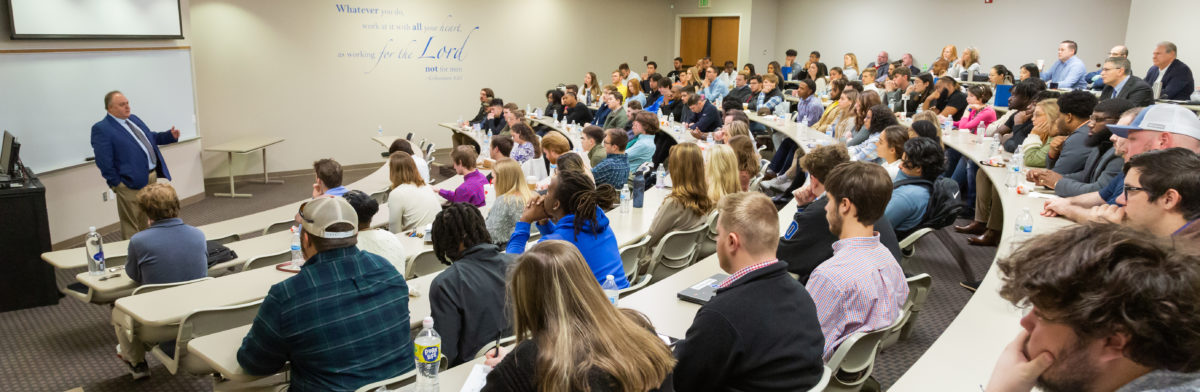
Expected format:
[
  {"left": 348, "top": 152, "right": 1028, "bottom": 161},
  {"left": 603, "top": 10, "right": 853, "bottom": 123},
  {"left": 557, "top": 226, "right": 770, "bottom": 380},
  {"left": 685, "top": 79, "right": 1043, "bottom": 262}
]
[
  {"left": 1012, "top": 208, "right": 1035, "bottom": 253},
  {"left": 706, "top": 132, "right": 714, "bottom": 146},
  {"left": 620, "top": 187, "right": 631, "bottom": 213},
  {"left": 602, "top": 275, "right": 620, "bottom": 305},
  {"left": 976, "top": 124, "right": 986, "bottom": 144},
  {"left": 656, "top": 166, "right": 666, "bottom": 189},
  {"left": 84, "top": 226, "right": 106, "bottom": 276},
  {"left": 1152, "top": 81, "right": 1162, "bottom": 100},
  {"left": 414, "top": 317, "right": 441, "bottom": 391},
  {"left": 526, "top": 104, "right": 532, "bottom": 113},
  {"left": 457, "top": 116, "right": 463, "bottom": 126},
  {"left": 1005, "top": 166, "right": 1020, "bottom": 190},
  {"left": 290, "top": 226, "right": 304, "bottom": 267},
  {"left": 901, "top": 93, "right": 910, "bottom": 116}
]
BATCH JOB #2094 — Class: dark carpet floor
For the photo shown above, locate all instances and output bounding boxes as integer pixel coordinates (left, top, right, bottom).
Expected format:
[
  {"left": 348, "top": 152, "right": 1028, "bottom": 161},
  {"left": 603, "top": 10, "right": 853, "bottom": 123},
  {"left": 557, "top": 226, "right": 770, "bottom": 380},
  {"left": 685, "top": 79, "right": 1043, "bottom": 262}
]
[{"left": 6, "top": 153, "right": 995, "bottom": 391}]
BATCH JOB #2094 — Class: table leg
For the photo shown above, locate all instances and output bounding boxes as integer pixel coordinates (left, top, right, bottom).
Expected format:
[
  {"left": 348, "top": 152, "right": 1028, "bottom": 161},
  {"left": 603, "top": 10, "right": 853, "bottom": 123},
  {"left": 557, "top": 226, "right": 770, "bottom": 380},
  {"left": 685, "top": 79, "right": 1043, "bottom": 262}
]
[
  {"left": 250, "top": 148, "right": 283, "bottom": 185},
  {"left": 214, "top": 151, "right": 252, "bottom": 198}
]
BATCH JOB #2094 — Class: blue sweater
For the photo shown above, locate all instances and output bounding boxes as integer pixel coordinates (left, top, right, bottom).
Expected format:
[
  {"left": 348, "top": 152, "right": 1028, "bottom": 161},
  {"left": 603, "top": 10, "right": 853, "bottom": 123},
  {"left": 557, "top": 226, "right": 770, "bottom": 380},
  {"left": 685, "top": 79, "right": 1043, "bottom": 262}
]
[
  {"left": 506, "top": 207, "right": 630, "bottom": 288},
  {"left": 125, "top": 218, "right": 208, "bottom": 285}
]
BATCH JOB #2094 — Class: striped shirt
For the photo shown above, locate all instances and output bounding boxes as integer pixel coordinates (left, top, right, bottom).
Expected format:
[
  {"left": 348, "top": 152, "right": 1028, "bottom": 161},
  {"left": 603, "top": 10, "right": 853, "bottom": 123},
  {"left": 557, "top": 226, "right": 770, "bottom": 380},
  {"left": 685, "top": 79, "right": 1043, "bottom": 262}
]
[
  {"left": 805, "top": 234, "right": 908, "bottom": 360},
  {"left": 717, "top": 259, "right": 778, "bottom": 288},
  {"left": 237, "top": 246, "right": 414, "bottom": 391}
]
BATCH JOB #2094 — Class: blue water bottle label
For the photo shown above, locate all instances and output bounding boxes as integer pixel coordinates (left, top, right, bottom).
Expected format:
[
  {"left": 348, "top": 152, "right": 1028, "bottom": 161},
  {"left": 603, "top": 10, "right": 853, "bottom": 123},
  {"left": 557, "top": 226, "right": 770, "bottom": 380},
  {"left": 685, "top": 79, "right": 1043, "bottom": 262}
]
[
  {"left": 415, "top": 343, "right": 440, "bottom": 364},
  {"left": 1020, "top": 225, "right": 1033, "bottom": 233},
  {"left": 93, "top": 252, "right": 104, "bottom": 261}
]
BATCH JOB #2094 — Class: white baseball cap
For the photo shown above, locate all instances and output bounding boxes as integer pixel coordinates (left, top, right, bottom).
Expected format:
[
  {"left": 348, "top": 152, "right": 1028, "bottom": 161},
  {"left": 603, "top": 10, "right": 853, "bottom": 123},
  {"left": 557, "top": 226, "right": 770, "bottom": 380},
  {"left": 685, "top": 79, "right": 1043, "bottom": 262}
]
[
  {"left": 1108, "top": 104, "right": 1200, "bottom": 140},
  {"left": 298, "top": 196, "right": 358, "bottom": 239}
]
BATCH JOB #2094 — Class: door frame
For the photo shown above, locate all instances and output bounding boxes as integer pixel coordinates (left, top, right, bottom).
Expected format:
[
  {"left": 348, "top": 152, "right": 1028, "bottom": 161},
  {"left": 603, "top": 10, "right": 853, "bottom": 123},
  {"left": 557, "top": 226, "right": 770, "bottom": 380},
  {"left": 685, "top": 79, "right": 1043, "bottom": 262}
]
[{"left": 673, "top": 13, "right": 747, "bottom": 68}]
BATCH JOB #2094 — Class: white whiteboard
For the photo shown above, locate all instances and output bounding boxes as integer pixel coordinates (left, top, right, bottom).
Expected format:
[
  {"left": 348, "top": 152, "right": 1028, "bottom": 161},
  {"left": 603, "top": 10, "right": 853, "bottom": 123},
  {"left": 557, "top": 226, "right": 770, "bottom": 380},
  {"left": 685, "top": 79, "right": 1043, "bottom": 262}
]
[
  {"left": 9, "top": 0, "right": 183, "bottom": 38},
  {"left": 0, "top": 48, "right": 198, "bottom": 174}
]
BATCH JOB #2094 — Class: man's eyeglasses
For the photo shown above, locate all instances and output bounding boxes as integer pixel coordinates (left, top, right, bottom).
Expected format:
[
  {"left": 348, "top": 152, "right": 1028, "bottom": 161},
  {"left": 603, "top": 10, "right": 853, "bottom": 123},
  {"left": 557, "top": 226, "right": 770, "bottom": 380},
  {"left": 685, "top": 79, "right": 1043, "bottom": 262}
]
[{"left": 1123, "top": 185, "right": 1148, "bottom": 195}]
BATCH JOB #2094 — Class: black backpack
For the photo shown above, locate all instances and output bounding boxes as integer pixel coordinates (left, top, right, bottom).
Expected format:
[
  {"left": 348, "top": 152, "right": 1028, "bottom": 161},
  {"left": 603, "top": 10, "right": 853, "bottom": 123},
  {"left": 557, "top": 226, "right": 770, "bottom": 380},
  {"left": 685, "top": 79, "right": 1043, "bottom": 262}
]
[{"left": 892, "top": 176, "right": 966, "bottom": 238}]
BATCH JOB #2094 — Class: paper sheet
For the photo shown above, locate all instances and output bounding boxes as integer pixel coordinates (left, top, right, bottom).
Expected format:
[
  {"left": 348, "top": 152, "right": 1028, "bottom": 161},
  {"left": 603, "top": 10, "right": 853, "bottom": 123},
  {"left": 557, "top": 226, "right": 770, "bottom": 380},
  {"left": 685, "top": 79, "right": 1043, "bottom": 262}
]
[{"left": 459, "top": 364, "right": 491, "bottom": 392}]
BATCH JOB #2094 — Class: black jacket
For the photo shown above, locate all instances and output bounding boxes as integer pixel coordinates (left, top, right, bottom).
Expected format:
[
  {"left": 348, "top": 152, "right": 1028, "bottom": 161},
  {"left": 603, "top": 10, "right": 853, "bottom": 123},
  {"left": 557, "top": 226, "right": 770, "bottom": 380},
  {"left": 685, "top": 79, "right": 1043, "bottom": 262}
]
[
  {"left": 1100, "top": 75, "right": 1155, "bottom": 107},
  {"left": 776, "top": 196, "right": 903, "bottom": 283},
  {"left": 689, "top": 101, "right": 722, "bottom": 133},
  {"left": 673, "top": 262, "right": 825, "bottom": 391},
  {"left": 725, "top": 85, "right": 754, "bottom": 108},
  {"left": 563, "top": 102, "right": 594, "bottom": 125},
  {"left": 429, "top": 244, "right": 513, "bottom": 366}
]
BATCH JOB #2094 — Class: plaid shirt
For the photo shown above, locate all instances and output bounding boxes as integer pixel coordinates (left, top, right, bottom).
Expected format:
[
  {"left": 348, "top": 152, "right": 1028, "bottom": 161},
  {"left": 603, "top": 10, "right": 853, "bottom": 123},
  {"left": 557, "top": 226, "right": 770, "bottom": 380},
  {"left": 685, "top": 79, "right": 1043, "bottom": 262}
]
[
  {"left": 848, "top": 132, "right": 883, "bottom": 164},
  {"left": 717, "top": 259, "right": 778, "bottom": 288},
  {"left": 805, "top": 235, "right": 908, "bottom": 360},
  {"left": 237, "top": 246, "right": 414, "bottom": 391},
  {"left": 592, "top": 153, "right": 629, "bottom": 190}
]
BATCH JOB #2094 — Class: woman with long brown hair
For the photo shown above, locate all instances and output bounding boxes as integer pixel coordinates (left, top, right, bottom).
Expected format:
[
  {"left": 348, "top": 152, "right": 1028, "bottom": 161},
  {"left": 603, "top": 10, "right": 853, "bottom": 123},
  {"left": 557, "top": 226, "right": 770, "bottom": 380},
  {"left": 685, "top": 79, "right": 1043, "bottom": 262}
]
[
  {"left": 483, "top": 240, "right": 675, "bottom": 392},
  {"left": 385, "top": 151, "right": 442, "bottom": 233},
  {"left": 644, "top": 143, "right": 714, "bottom": 256},
  {"left": 847, "top": 91, "right": 883, "bottom": 146},
  {"left": 583, "top": 71, "right": 602, "bottom": 106}
]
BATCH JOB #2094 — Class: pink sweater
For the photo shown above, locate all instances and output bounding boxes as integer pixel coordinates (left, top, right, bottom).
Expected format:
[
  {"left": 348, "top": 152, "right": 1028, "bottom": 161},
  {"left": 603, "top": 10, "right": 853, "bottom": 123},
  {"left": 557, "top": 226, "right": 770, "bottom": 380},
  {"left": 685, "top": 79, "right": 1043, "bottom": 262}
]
[{"left": 954, "top": 106, "right": 997, "bottom": 131}]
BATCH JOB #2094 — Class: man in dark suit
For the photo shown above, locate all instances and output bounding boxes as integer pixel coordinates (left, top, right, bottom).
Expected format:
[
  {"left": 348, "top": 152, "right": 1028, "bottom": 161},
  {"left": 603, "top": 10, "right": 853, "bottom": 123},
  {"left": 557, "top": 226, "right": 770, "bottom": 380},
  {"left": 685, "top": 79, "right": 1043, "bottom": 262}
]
[
  {"left": 1145, "top": 41, "right": 1195, "bottom": 100},
  {"left": 775, "top": 145, "right": 902, "bottom": 283},
  {"left": 1099, "top": 57, "right": 1154, "bottom": 107},
  {"left": 91, "top": 91, "right": 180, "bottom": 239},
  {"left": 684, "top": 94, "right": 722, "bottom": 139}
]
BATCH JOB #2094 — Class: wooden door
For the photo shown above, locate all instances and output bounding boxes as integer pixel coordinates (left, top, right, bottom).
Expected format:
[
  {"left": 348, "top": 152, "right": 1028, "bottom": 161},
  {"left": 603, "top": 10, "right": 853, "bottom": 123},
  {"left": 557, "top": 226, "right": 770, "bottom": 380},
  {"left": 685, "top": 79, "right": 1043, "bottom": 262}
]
[
  {"left": 708, "top": 17, "right": 739, "bottom": 67},
  {"left": 678, "top": 16, "right": 740, "bottom": 68},
  {"left": 679, "top": 17, "right": 709, "bottom": 67}
]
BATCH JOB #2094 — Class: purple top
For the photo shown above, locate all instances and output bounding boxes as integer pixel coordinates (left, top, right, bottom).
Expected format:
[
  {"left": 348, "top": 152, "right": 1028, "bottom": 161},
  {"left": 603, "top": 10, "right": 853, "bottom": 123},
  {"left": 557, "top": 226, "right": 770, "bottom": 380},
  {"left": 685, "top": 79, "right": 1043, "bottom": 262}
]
[{"left": 438, "top": 170, "right": 487, "bottom": 207}]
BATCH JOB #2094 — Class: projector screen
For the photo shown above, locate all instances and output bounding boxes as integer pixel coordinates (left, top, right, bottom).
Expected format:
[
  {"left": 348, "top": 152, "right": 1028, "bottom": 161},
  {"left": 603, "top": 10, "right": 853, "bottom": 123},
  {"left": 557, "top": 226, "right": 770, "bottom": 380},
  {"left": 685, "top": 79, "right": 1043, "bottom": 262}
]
[{"left": 9, "top": 0, "right": 183, "bottom": 39}]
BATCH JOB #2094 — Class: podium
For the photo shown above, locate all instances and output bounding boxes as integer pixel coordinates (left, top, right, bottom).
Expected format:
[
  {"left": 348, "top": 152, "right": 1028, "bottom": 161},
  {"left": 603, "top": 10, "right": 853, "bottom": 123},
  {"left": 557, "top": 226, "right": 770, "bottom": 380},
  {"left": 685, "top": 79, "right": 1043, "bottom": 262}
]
[{"left": 0, "top": 167, "right": 58, "bottom": 311}]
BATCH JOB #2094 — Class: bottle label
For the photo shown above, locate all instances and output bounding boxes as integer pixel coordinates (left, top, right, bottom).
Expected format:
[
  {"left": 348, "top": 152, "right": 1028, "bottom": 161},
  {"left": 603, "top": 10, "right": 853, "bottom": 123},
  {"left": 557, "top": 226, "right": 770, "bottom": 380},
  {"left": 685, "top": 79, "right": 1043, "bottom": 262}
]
[
  {"left": 93, "top": 252, "right": 104, "bottom": 261},
  {"left": 1020, "top": 225, "right": 1033, "bottom": 233},
  {"left": 415, "top": 343, "right": 440, "bottom": 364}
]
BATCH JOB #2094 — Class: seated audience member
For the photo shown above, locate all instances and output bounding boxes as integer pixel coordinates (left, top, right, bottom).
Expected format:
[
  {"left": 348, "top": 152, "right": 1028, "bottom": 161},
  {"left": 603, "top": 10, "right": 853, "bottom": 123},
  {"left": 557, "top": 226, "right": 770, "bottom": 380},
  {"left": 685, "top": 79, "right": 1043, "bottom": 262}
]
[
  {"left": 899, "top": 53, "right": 921, "bottom": 76},
  {"left": 1021, "top": 98, "right": 1066, "bottom": 169},
  {"left": 848, "top": 105, "right": 900, "bottom": 163},
  {"left": 116, "top": 183, "right": 207, "bottom": 379},
  {"left": 869, "top": 51, "right": 890, "bottom": 82},
  {"left": 509, "top": 122, "right": 541, "bottom": 164},
  {"left": 602, "top": 91, "right": 630, "bottom": 130},
  {"left": 482, "top": 134, "right": 514, "bottom": 176},
  {"left": 643, "top": 143, "right": 714, "bottom": 267},
  {"left": 660, "top": 85, "right": 684, "bottom": 120},
  {"left": 718, "top": 61, "right": 737, "bottom": 87},
  {"left": 955, "top": 85, "right": 998, "bottom": 130},
  {"left": 686, "top": 94, "right": 722, "bottom": 137},
  {"left": 829, "top": 66, "right": 845, "bottom": 83},
  {"left": 1029, "top": 98, "right": 1132, "bottom": 197},
  {"left": 989, "top": 64, "right": 1015, "bottom": 98},
  {"left": 810, "top": 79, "right": 846, "bottom": 135},
  {"left": 707, "top": 144, "right": 742, "bottom": 202},
  {"left": 1019, "top": 63, "right": 1041, "bottom": 81},
  {"left": 1145, "top": 41, "right": 1195, "bottom": 100},
  {"left": 1099, "top": 57, "right": 1154, "bottom": 107},
  {"left": 997, "top": 79, "right": 1049, "bottom": 152},
  {"left": 506, "top": 171, "right": 627, "bottom": 287},
  {"left": 930, "top": 58, "right": 950, "bottom": 78},
  {"left": 344, "top": 190, "right": 407, "bottom": 271},
  {"left": 591, "top": 129, "right": 630, "bottom": 190},
  {"left": 763, "top": 78, "right": 823, "bottom": 175},
  {"left": 311, "top": 158, "right": 347, "bottom": 197},
  {"left": 625, "top": 78, "right": 646, "bottom": 109},
  {"left": 561, "top": 89, "right": 593, "bottom": 125},
  {"left": 626, "top": 112, "right": 659, "bottom": 172},
  {"left": 715, "top": 112, "right": 752, "bottom": 143},
  {"left": 592, "top": 86, "right": 615, "bottom": 126},
  {"left": 742, "top": 76, "right": 763, "bottom": 112},
  {"left": 1030, "top": 90, "right": 1099, "bottom": 178},
  {"left": 766, "top": 61, "right": 785, "bottom": 83},
  {"left": 700, "top": 66, "right": 730, "bottom": 102},
  {"left": 498, "top": 107, "right": 525, "bottom": 137},
  {"left": 544, "top": 89, "right": 565, "bottom": 121},
  {"left": 832, "top": 90, "right": 861, "bottom": 142},
  {"left": 674, "top": 192, "right": 826, "bottom": 391},
  {"left": 935, "top": 44, "right": 957, "bottom": 68},
  {"left": 643, "top": 74, "right": 665, "bottom": 112},
  {"left": 483, "top": 241, "right": 674, "bottom": 391},
  {"left": 728, "top": 135, "right": 759, "bottom": 191},
  {"left": 469, "top": 88, "right": 494, "bottom": 124},
  {"left": 582, "top": 72, "right": 601, "bottom": 106},
  {"left": 924, "top": 76, "right": 969, "bottom": 121},
  {"left": 847, "top": 91, "right": 884, "bottom": 146},
  {"left": 386, "top": 152, "right": 442, "bottom": 233},
  {"left": 725, "top": 71, "right": 754, "bottom": 108},
  {"left": 540, "top": 131, "right": 571, "bottom": 169},
  {"left": 436, "top": 146, "right": 487, "bottom": 207},
  {"left": 877, "top": 125, "right": 910, "bottom": 179},
  {"left": 581, "top": 125, "right": 607, "bottom": 167},
  {"left": 803, "top": 62, "right": 829, "bottom": 90},
  {"left": 985, "top": 224, "right": 1200, "bottom": 392},
  {"left": 666, "top": 57, "right": 684, "bottom": 82},
  {"left": 676, "top": 66, "right": 699, "bottom": 90},
  {"left": 388, "top": 138, "right": 431, "bottom": 183},
  {"left": 238, "top": 197, "right": 413, "bottom": 391},
  {"left": 886, "top": 138, "right": 946, "bottom": 233},
  {"left": 881, "top": 66, "right": 915, "bottom": 113},
  {"left": 619, "top": 62, "right": 639, "bottom": 83},
  {"left": 1042, "top": 40, "right": 1088, "bottom": 89},
  {"left": 948, "top": 47, "right": 981, "bottom": 80},
  {"left": 860, "top": 67, "right": 881, "bottom": 94},
  {"left": 781, "top": 49, "right": 800, "bottom": 79},
  {"left": 479, "top": 98, "right": 507, "bottom": 134},
  {"left": 756, "top": 74, "right": 786, "bottom": 114},
  {"left": 429, "top": 203, "right": 513, "bottom": 367},
  {"left": 485, "top": 159, "right": 535, "bottom": 245},
  {"left": 842, "top": 53, "right": 860, "bottom": 81},
  {"left": 778, "top": 146, "right": 902, "bottom": 282},
  {"left": 807, "top": 162, "right": 908, "bottom": 360},
  {"left": 1092, "top": 148, "right": 1200, "bottom": 240}
]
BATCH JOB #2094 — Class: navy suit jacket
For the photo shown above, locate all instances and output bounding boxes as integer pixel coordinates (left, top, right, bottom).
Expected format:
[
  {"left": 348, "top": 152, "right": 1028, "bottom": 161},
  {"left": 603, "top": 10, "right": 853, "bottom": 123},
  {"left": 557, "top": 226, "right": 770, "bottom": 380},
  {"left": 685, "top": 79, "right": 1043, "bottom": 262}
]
[
  {"left": 91, "top": 114, "right": 176, "bottom": 189},
  {"left": 1145, "top": 59, "right": 1196, "bottom": 100},
  {"left": 1100, "top": 75, "right": 1155, "bottom": 107},
  {"left": 687, "top": 101, "right": 722, "bottom": 133}
]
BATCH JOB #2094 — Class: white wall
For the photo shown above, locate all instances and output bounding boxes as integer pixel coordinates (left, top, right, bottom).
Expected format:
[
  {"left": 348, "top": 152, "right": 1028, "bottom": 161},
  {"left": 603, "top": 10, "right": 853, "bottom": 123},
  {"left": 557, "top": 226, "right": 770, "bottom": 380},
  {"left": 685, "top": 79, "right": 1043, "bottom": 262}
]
[
  {"left": 1124, "top": 0, "right": 1199, "bottom": 78},
  {"left": 189, "top": 0, "right": 673, "bottom": 179},
  {"left": 0, "top": 0, "right": 204, "bottom": 244},
  {"left": 773, "top": 0, "right": 1131, "bottom": 76},
  {"left": 747, "top": 0, "right": 778, "bottom": 68}
]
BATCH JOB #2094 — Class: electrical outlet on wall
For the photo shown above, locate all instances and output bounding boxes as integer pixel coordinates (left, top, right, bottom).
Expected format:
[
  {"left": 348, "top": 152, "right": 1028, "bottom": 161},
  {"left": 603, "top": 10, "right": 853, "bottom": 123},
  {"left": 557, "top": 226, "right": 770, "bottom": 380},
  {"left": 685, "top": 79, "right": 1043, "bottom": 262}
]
[
  {"left": 102, "top": 190, "right": 109, "bottom": 202},
  {"left": 102, "top": 190, "right": 114, "bottom": 202}
]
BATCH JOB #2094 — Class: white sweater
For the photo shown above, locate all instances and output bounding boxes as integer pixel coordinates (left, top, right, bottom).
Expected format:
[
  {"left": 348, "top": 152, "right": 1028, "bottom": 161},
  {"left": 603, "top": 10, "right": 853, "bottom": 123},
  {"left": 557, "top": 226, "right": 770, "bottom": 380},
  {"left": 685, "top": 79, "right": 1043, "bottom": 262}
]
[{"left": 387, "top": 184, "right": 442, "bottom": 233}]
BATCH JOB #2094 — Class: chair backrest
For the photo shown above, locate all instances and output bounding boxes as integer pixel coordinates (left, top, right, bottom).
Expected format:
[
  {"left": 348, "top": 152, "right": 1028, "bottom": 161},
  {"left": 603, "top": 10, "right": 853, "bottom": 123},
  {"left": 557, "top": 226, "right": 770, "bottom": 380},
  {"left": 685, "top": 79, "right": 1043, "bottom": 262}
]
[
  {"left": 651, "top": 224, "right": 709, "bottom": 271},
  {"left": 354, "top": 370, "right": 417, "bottom": 392},
  {"left": 131, "top": 277, "right": 213, "bottom": 296},
  {"left": 242, "top": 250, "right": 291, "bottom": 271},
  {"left": 406, "top": 132, "right": 414, "bottom": 141},
  {"left": 696, "top": 210, "right": 720, "bottom": 259},
  {"left": 172, "top": 300, "right": 264, "bottom": 375},
  {"left": 406, "top": 249, "right": 447, "bottom": 279},
  {"left": 261, "top": 220, "right": 296, "bottom": 236},
  {"left": 905, "top": 273, "right": 932, "bottom": 313},
  {"left": 208, "top": 233, "right": 241, "bottom": 246},
  {"left": 825, "top": 309, "right": 906, "bottom": 392},
  {"left": 619, "top": 235, "right": 653, "bottom": 284},
  {"left": 424, "top": 143, "right": 436, "bottom": 162},
  {"left": 369, "top": 188, "right": 389, "bottom": 205}
]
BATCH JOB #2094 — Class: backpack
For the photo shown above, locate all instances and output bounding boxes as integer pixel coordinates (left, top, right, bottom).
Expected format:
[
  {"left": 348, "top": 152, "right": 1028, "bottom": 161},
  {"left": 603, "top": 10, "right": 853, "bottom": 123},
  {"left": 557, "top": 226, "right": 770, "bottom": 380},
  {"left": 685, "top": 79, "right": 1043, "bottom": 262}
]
[
  {"left": 892, "top": 176, "right": 966, "bottom": 238},
  {"left": 205, "top": 240, "right": 238, "bottom": 268}
]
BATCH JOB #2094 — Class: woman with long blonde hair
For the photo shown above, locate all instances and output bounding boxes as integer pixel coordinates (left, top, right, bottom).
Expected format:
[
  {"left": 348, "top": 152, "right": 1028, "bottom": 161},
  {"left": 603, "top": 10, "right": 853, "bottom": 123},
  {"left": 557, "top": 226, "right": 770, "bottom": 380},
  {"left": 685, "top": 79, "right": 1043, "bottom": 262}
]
[
  {"left": 386, "top": 151, "right": 442, "bottom": 233},
  {"left": 485, "top": 158, "right": 535, "bottom": 244},
  {"left": 843, "top": 53, "right": 860, "bottom": 81},
  {"left": 1022, "top": 98, "right": 1063, "bottom": 168},
  {"left": 645, "top": 143, "right": 714, "bottom": 251},
  {"left": 483, "top": 240, "right": 676, "bottom": 391},
  {"left": 707, "top": 144, "right": 742, "bottom": 203}
]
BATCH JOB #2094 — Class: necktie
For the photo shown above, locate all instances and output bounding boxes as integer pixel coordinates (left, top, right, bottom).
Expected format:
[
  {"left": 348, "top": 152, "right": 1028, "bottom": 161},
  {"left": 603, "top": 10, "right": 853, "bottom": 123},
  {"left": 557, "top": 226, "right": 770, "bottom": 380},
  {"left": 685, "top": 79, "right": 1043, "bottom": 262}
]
[{"left": 126, "top": 120, "right": 158, "bottom": 167}]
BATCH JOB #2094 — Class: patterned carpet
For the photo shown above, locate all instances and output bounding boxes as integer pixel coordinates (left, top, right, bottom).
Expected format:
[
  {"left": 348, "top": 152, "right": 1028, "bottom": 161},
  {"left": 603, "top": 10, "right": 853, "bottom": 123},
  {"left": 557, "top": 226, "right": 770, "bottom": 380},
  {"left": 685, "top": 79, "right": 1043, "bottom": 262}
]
[{"left": 6, "top": 156, "right": 996, "bottom": 391}]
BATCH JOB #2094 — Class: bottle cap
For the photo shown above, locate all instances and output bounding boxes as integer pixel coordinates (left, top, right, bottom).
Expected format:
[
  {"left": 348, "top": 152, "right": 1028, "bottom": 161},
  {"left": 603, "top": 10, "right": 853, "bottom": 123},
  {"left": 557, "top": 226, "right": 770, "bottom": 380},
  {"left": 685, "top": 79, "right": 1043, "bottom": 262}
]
[
  {"left": 423, "top": 316, "right": 434, "bottom": 328},
  {"left": 606, "top": 274, "right": 614, "bottom": 281},
  {"left": 89, "top": 226, "right": 96, "bottom": 232}
]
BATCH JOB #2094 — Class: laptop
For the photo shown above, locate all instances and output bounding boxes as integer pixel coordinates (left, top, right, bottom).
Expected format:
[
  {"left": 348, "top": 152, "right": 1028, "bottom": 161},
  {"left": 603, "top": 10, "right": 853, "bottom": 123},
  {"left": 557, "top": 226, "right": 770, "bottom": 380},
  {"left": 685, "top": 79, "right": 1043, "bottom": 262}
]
[
  {"left": 993, "top": 84, "right": 1014, "bottom": 108},
  {"left": 676, "top": 273, "right": 729, "bottom": 305}
]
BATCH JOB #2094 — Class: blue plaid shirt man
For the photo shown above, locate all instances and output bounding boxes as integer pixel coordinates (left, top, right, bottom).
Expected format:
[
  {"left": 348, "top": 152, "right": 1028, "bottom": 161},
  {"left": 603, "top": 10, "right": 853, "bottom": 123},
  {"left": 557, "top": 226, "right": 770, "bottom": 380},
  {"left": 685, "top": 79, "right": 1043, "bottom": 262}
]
[
  {"left": 237, "top": 246, "right": 414, "bottom": 391},
  {"left": 592, "top": 153, "right": 630, "bottom": 190}
]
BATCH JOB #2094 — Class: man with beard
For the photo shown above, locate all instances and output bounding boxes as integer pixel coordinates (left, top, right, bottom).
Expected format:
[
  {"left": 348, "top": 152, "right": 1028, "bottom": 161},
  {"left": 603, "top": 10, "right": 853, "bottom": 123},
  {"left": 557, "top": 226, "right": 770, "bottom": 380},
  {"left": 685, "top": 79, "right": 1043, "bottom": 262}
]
[
  {"left": 985, "top": 223, "right": 1200, "bottom": 392},
  {"left": 1028, "top": 98, "right": 1133, "bottom": 197}
]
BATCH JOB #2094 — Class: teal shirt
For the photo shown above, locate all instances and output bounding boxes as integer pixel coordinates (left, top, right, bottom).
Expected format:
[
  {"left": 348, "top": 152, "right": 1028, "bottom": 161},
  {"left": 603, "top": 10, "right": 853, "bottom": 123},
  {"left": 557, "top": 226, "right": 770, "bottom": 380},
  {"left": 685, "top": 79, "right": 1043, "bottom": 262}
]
[
  {"left": 884, "top": 172, "right": 931, "bottom": 232},
  {"left": 626, "top": 134, "right": 656, "bottom": 172}
]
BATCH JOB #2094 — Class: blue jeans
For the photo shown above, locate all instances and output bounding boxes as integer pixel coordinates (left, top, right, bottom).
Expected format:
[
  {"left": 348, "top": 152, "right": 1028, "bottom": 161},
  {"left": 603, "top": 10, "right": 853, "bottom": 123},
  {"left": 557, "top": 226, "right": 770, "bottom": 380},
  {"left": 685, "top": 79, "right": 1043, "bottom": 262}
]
[{"left": 951, "top": 156, "right": 977, "bottom": 210}]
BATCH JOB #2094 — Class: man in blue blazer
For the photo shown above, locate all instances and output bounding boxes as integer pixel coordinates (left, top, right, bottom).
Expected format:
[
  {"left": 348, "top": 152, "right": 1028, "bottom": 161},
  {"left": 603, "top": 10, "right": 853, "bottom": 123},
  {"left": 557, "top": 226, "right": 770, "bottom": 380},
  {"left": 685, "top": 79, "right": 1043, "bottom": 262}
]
[
  {"left": 1145, "top": 42, "right": 1195, "bottom": 101},
  {"left": 91, "top": 91, "right": 180, "bottom": 239}
]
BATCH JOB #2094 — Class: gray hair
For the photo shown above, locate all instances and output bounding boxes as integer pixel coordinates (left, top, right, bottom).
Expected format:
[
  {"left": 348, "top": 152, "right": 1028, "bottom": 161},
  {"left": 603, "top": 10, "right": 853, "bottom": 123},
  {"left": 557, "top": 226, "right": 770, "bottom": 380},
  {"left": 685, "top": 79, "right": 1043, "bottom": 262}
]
[
  {"left": 1157, "top": 41, "right": 1178, "bottom": 54},
  {"left": 1113, "top": 45, "right": 1129, "bottom": 57},
  {"left": 104, "top": 90, "right": 123, "bottom": 109},
  {"left": 1105, "top": 57, "right": 1132, "bottom": 75}
]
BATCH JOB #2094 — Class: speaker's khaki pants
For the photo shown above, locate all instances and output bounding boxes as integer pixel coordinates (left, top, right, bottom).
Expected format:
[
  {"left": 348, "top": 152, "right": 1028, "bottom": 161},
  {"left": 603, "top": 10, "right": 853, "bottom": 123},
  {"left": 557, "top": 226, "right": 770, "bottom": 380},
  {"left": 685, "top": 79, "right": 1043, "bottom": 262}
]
[{"left": 114, "top": 173, "right": 156, "bottom": 240}]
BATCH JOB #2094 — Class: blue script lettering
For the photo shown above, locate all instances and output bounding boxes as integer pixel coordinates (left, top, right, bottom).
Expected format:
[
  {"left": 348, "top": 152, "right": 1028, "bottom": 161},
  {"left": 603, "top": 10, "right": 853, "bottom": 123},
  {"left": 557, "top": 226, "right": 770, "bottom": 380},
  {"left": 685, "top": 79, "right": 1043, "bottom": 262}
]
[{"left": 417, "top": 26, "right": 478, "bottom": 62}]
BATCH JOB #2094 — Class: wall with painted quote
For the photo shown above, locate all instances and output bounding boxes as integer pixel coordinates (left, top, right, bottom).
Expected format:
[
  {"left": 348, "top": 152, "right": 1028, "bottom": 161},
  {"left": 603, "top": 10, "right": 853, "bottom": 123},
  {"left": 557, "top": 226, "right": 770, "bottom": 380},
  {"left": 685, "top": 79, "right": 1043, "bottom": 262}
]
[{"left": 190, "top": 0, "right": 675, "bottom": 178}]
